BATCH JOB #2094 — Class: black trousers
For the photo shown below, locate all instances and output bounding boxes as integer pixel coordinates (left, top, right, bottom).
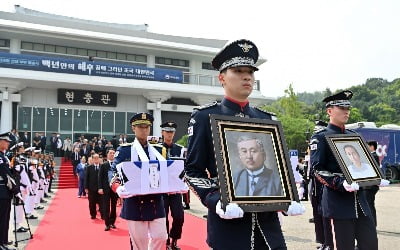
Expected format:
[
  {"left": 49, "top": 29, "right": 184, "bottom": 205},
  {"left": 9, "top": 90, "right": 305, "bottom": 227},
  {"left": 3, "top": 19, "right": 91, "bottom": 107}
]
[
  {"left": 102, "top": 191, "right": 118, "bottom": 226},
  {"left": 0, "top": 198, "right": 11, "bottom": 245},
  {"left": 310, "top": 193, "right": 325, "bottom": 244},
  {"left": 88, "top": 190, "right": 103, "bottom": 218},
  {"left": 361, "top": 187, "right": 379, "bottom": 226},
  {"left": 331, "top": 215, "right": 378, "bottom": 250},
  {"left": 163, "top": 193, "right": 184, "bottom": 240}
]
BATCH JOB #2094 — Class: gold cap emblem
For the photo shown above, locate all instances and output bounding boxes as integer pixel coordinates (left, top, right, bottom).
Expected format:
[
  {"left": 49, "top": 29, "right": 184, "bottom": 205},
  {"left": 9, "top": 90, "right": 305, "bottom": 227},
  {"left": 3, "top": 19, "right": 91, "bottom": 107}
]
[{"left": 238, "top": 43, "right": 253, "bottom": 53}]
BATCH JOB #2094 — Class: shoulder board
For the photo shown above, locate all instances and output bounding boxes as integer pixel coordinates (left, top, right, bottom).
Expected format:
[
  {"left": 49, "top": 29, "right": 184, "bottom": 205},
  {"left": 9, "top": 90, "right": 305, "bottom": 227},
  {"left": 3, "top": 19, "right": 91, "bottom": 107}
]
[
  {"left": 346, "top": 128, "right": 357, "bottom": 133},
  {"left": 195, "top": 101, "right": 218, "bottom": 111},
  {"left": 314, "top": 127, "right": 327, "bottom": 134},
  {"left": 152, "top": 144, "right": 163, "bottom": 148},
  {"left": 255, "top": 107, "right": 276, "bottom": 117},
  {"left": 120, "top": 143, "right": 132, "bottom": 147}
]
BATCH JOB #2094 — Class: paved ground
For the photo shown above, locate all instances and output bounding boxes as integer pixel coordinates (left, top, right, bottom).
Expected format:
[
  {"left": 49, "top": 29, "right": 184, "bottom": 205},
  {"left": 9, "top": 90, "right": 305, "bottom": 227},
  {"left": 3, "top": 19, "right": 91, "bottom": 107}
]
[
  {"left": 9, "top": 184, "right": 400, "bottom": 249},
  {"left": 185, "top": 184, "right": 400, "bottom": 250}
]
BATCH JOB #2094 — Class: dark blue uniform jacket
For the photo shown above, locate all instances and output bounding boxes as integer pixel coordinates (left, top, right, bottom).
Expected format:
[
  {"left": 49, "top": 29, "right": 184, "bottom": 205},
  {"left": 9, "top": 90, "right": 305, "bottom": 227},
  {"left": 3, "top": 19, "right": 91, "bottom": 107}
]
[
  {"left": 185, "top": 98, "right": 286, "bottom": 250},
  {"left": 109, "top": 144, "right": 165, "bottom": 221},
  {"left": 310, "top": 123, "right": 371, "bottom": 220}
]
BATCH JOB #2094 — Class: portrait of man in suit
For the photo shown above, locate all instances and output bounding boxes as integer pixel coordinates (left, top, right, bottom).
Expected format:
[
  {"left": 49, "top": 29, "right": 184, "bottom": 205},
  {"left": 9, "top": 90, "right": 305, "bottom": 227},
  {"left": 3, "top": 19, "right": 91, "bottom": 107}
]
[{"left": 229, "top": 133, "right": 284, "bottom": 197}]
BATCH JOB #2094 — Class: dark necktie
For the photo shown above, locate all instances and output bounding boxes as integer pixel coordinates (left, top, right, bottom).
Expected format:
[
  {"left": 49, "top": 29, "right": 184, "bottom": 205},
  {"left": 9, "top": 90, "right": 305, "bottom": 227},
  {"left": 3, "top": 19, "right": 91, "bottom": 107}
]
[
  {"left": 249, "top": 172, "right": 262, "bottom": 195},
  {"left": 95, "top": 165, "right": 98, "bottom": 171}
]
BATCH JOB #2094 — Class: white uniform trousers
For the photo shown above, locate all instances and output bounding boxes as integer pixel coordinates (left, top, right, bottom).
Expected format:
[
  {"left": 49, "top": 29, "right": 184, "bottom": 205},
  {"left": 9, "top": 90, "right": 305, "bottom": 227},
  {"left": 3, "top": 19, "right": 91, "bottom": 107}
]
[{"left": 127, "top": 217, "right": 167, "bottom": 250}]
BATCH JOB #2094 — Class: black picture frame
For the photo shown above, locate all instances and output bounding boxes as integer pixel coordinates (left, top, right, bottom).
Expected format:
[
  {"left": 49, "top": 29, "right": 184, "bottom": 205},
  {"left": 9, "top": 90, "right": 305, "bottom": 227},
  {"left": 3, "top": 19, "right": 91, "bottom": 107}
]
[
  {"left": 210, "top": 114, "right": 299, "bottom": 212},
  {"left": 325, "top": 134, "right": 382, "bottom": 187}
]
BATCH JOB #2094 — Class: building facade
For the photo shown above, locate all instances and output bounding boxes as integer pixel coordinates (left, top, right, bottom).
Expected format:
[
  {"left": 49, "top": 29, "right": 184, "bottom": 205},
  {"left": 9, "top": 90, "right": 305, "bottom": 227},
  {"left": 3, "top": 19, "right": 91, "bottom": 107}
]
[{"left": 0, "top": 5, "right": 269, "bottom": 145}]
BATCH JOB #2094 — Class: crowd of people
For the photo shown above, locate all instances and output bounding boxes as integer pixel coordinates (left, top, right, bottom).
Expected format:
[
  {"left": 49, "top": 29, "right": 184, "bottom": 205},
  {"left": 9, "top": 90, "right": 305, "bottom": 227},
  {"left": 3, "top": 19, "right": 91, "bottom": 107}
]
[{"left": 0, "top": 38, "right": 392, "bottom": 250}]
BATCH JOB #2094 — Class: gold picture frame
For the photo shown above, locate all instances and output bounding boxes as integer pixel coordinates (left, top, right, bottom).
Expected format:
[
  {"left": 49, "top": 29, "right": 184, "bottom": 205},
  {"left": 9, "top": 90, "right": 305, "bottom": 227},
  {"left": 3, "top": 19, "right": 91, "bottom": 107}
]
[
  {"left": 210, "top": 114, "right": 299, "bottom": 212},
  {"left": 325, "top": 134, "right": 382, "bottom": 187}
]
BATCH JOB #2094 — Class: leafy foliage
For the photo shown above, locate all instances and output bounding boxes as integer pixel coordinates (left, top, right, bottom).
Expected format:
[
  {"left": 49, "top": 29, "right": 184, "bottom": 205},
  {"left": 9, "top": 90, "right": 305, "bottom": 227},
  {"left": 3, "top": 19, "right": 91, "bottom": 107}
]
[{"left": 261, "top": 78, "right": 400, "bottom": 153}]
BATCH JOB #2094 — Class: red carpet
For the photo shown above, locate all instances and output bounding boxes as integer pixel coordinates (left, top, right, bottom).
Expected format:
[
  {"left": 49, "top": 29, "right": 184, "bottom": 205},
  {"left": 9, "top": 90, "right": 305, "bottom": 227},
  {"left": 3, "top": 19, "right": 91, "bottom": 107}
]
[
  {"left": 57, "top": 160, "right": 78, "bottom": 189},
  {"left": 25, "top": 188, "right": 208, "bottom": 250}
]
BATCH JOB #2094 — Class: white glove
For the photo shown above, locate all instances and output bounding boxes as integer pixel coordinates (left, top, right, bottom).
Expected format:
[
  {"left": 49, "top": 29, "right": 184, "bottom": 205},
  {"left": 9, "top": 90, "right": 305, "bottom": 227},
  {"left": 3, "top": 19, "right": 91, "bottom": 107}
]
[
  {"left": 379, "top": 179, "right": 390, "bottom": 187},
  {"left": 215, "top": 200, "right": 244, "bottom": 219},
  {"left": 298, "top": 187, "right": 305, "bottom": 200},
  {"left": 343, "top": 180, "right": 359, "bottom": 192},
  {"left": 116, "top": 186, "right": 132, "bottom": 198},
  {"left": 286, "top": 201, "right": 306, "bottom": 216}
]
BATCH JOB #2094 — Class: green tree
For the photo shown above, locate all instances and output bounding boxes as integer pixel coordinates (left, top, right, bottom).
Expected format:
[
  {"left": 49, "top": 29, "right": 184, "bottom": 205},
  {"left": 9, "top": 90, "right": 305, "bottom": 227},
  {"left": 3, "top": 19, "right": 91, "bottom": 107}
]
[{"left": 176, "top": 134, "right": 188, "bottom": 147}]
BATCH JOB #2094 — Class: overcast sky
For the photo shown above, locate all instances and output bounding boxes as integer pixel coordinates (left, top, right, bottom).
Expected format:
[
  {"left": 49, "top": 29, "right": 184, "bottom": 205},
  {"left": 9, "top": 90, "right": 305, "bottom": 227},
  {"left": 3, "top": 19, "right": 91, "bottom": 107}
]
[{"left": 1, "top": 0, "right": 399, "bottom": 98}]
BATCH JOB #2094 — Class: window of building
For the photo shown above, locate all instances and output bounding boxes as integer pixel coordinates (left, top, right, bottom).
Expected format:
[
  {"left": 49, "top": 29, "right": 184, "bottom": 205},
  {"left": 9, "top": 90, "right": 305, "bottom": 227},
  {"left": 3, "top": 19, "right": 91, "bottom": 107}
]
[
  {"left": 17, "top": 107, "right": 32, "bottom": 131},
  {"left": 88, "top": 110, "right": 101, "bottom": 134},
  {"left": 107, "top": 52, "right": 117, "bottom": 59},
  {"left": 73, "top": 109, "right": 87, "bottom": 134},
  {"left": 102, "top": 111, "right": 114, "bottom": 133},
  {"left": 47, "top": 108, "right": 59, "bottom": 132},
  {"left": 32, "top": 107, "right": 46, "bottom": 131},
  {"left": 117, "top": 53, "right": 126, "bottom": 60},
  {"left": 77, "top": 48, "right": 87, "bottom": 56},
  {"left": 155, "top": 57, "right": 189, "bottom": 68},
  {"left": 0, "top": 39, "right": 10, "bottom": 47},
  {"left": 135, "top": 55, "right": 147, "bottom": 63},
  {"left": 21, "top": 42, "right": 33, "bottom": 50},
  {"left": 60, "top": 108, "right": 72, "bottom": 133},
  {"left": 202, "top": 62, "right": 215, "bottom": 70},
  {"left": 33, "top": 43, "right": 44, "bottom": 51},
  {"left": 66, "top": 47, "right": 77, "bottom": 55},
  {"left": 115, "top": 112, "right": 126, "bottom": 134},
  {"left": 97, "top": 50, "right": 107, "bottom": 58},
  {"left": 44, "top": 44, "right": 56, "bottom": 53},
  {"left": 55, "top": 45, "right": 67, "bottom": 54},
  {"left": 88, "top": 50, "right": 97, "bottom": 57}
]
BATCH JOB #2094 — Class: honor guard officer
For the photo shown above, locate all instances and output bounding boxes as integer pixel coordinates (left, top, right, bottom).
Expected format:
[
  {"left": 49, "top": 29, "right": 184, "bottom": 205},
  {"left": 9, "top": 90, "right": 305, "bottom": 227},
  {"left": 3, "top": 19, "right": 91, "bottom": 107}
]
[
  {"left": 157, "top": 121, "right": 185, "bottom": 250},
  {"left": 0, "top": 132, "right": 18, "bottom": 250},
  {"left": 185, "top": 39, "right": 304, "bottom": 250},
  {"left": 310, "top": 90, "right": 384, "bottom": 250},
  {"left": 109, "top": 113, "right": 167, "bottom": 250}
]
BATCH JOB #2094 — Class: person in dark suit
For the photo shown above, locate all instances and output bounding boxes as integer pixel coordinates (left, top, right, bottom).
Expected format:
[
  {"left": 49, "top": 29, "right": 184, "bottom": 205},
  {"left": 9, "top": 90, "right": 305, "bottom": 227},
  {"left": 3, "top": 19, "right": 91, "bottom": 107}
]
[
  {"left": 33, "top": 133, "right": 41, "bottom": 150},
  {"left": 71, "top": 147, "right": 81, "bottom": 176},
  {"left": 233, "top": 135, "right": 283, "bottom": 197},
  {"left": 20, "top": 131, "right": 30, "bottom": 148},
  {"left": 0, "top": 132, "right": 18, "bottom": 250},
  {"left": 39, "top": 133, "right": 46, "bottom": 152},
  {"left": 85, "top": 153, "right": 103, "bottom": 219},
  {"left": 98, "top": 148, "right": 118, "bottom": 231},
  {"left": 80, "top": 140, "right": 90, "bottom": 159},
  {"left": 185, "top": 39, "right": 304, "bottom": 250}
]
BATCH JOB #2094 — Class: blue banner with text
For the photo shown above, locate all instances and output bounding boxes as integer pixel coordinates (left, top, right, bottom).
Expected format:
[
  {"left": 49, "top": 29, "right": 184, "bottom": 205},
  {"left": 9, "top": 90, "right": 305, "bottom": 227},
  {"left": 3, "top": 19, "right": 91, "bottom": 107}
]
[{"left": 0, "top": 52, "right": 183, "bottom": 83}]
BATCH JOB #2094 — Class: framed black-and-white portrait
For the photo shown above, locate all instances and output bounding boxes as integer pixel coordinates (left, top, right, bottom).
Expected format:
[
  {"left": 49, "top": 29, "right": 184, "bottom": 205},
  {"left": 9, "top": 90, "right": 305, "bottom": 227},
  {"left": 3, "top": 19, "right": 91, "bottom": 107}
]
[
  {"left": 210, "top": 114, "right": 299, "bottom": 212},
  {"left": 325, "top": 134, "right": 382, "bottom": 187}
]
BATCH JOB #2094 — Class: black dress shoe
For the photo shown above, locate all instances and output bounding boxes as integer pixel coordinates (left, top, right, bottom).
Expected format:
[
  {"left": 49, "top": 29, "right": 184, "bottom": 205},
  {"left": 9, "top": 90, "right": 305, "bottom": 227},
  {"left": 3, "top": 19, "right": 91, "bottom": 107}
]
[
  {"left": 104, "top": 226, "right": 110, "bottom": 231},
  {"left": 34, "top": 206, "right": 44, "bottom": 210},
  {"left": 26, "top": 215, "right": 38, "bottom": 219},
  {"left": 14, "top": 227, "right": 28, "bottom": 233},
  {"left": 40, "top": 199, "right": 47, "bottom": 203},
  {"left": 6, "top": 241, "right": 13, "bottom": 245},
  {"left": 110, "top": 224, "right": 116, "bottom": 229},
  {"left": 91, "top": 216, "right": 96, "bottom": 219}
]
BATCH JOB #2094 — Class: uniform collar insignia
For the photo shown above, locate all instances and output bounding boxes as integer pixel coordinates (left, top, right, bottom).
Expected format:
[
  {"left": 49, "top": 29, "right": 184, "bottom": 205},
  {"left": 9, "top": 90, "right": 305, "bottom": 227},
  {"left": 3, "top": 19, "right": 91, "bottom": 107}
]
[{"left": 238, "top": 42, "right": 253, "bottom": 53}]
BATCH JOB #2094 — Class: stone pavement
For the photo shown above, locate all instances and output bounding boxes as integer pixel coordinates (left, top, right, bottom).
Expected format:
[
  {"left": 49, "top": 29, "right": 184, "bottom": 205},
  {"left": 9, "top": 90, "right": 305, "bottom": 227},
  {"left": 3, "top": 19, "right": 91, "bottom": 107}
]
[
  {"left": 8, "top": 184, "right": 400, "bottom": 249},
  {"left": 186, "top": 184, "right": 400, "bottom": 250}
]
